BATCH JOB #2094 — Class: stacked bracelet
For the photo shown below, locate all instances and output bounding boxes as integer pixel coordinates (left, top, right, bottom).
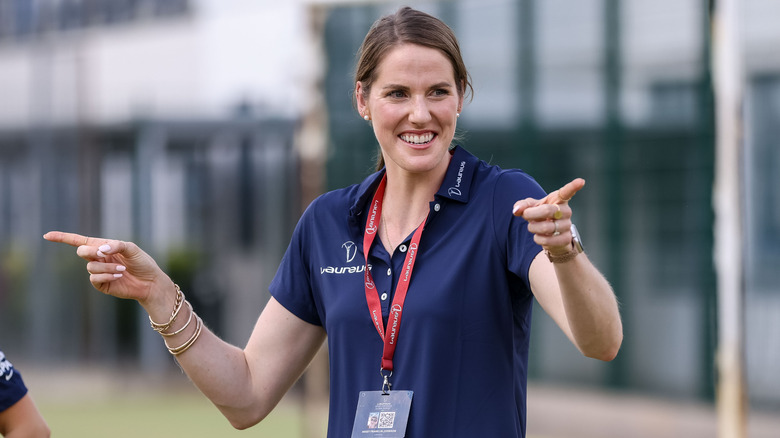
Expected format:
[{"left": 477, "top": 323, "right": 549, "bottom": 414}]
[
  {"left": 160, "top": 301, "right": 194, "bottom": 337},
  {"left": 149, "top": 284, "right": 185, "bottom": 332},
  {"left": 149, "top": 284, "right": 203, "bottom": 356},
  {"left": 167, "top": 315, "right": 203, "bottom": 356}
]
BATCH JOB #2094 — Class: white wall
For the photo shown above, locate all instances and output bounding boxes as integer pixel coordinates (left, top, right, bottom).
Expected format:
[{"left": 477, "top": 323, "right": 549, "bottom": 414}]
[{"left": 0, "top": 0, "right": 326, "bottom": 128}]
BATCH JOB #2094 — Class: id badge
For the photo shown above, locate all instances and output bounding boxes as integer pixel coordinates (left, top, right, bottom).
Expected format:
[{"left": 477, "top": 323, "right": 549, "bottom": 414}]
[{"left": 351, "top": 390, "right": 413, "bottom": 437}]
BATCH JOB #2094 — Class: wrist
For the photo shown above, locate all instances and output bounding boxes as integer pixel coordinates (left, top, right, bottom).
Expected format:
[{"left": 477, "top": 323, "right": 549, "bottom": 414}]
[
  {"left": 546, "top": 224, "right": 585, "bottom": 263},
  {"left": 140, "top": 278, "right": 177, "bottom": 319},
  {"left": 546, "top": 243, "right": 581, "bottom": 263},
  {"left": 144, "top": 282, "right": 204, "bottom": 356}
]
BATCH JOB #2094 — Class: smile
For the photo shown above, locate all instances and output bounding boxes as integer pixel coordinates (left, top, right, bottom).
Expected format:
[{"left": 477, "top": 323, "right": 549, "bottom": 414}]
[{"left": 400, "top": 133, "right": 435, "bottom": 145}]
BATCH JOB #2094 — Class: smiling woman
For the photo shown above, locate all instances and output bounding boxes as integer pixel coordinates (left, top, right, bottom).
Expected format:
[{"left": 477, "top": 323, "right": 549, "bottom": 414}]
[
  {"left": 352, "top": 7, "right": 473, "bottom": 174},
  {"left": 356, "top": 44, "right": 462, "bottom": 184},
  {"left": 43, "top": 6, "right": 621, "bottom": 438}
]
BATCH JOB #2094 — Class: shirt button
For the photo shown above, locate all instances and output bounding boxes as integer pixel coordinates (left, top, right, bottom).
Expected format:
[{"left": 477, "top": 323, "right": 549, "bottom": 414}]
[
  {"left": 381, "top": 293, "right": 388, "bottom": 300},
  {"left": 434, "top": 203, "right": 441, "bottom": 212},
  {"left": 399, "top": 244, "right": 407, "bottom": 253},
  {"left": 387, "top": 268, "right": 392, "bottom": 276}
]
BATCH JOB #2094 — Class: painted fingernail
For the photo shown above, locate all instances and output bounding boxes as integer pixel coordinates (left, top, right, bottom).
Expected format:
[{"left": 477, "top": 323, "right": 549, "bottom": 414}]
[
  {"left": 97, "top": 244, "right": 111, "bottom": 258},
  {"left": 512, "top": 204, "right": 520, "bottom": 214},
  {"left": 116, "top": 265, "right": 127, "bottom": 272},
  {"left": 113, "top": 273, "right": 123, "bottom": 278}
]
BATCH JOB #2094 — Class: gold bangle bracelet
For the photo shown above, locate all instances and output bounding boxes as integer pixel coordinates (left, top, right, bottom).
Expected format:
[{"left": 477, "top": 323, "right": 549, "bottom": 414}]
[
  {"left": 160, "top": 301, "right": 194, "bottom": 337},
  {"left": 168, "top": 315, "right": 203, "bottom": 356}
]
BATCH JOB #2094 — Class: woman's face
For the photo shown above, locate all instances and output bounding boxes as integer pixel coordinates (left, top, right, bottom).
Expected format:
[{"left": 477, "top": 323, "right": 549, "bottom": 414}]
[{"left": 357, "top": 44, "right": 463, "bottom": 178}]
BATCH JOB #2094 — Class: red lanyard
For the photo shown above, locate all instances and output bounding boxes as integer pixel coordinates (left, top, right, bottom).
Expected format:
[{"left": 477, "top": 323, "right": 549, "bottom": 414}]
[{"left": 363, "top": 175, "right": 428, "bottom": 372}]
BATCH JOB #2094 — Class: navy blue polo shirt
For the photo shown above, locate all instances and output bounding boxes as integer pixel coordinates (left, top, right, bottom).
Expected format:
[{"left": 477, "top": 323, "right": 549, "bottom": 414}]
[
  {"left": 270, "top": 146, "right": 546, "bottom": 438},
  {"left": 0, "top": 350, "right": 29, "bottom": 413}
]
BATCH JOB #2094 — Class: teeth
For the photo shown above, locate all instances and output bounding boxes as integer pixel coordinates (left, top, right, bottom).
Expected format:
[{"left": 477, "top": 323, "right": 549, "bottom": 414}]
[{"left": 401, "top": 133, "right": 434, "bottom": 144}]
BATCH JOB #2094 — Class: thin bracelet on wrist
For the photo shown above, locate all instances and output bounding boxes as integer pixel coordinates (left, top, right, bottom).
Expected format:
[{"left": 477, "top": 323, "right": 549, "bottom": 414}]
[
  {"left": 149, "top": 284, "right": 184, "bottom": 333},
  {"left": 546, "top": 245, "right": 581, "bottom": 263}
]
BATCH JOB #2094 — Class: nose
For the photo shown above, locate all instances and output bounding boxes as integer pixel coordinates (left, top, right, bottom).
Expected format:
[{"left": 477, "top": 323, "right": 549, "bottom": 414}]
[{"left": 408, "top": 96, "right": 432, "bottom": 125}]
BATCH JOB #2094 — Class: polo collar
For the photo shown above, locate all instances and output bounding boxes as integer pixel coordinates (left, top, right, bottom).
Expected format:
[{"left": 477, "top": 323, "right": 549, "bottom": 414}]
[
  {"left": 436, "top": 145, "right": 477, "bottom": 203},
  {"left": 348, "top": 168, "right": 385, "bottom": 229},
  {"left": 347, "top": 145, "right": 479, "bottom": 226}
]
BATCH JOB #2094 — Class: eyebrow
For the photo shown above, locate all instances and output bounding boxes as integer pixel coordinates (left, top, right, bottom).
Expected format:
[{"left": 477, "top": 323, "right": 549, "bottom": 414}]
[{"left": 380, "top": 82, "right": 454, "bottom": 91}]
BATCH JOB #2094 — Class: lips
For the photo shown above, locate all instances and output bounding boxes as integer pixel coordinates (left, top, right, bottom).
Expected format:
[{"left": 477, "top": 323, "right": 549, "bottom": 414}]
[{"left": 399, "top": 132, "right": 435, "bottom": 145}]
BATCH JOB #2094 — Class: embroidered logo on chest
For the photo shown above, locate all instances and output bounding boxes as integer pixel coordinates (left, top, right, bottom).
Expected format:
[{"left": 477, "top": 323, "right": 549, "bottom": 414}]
[{"left": 319, "top": 240, "right": 369, "bottom": 275}]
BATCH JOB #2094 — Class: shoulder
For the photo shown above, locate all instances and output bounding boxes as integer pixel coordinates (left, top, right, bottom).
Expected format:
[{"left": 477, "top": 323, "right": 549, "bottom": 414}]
[
  {"left": 446, "top": 146, "right": 545, "bottom": 201},
  {"left": 299, "top": 171, "right": 382, "bottom": 227},
  {"left": 472, "top": 160, "right": 546, "bottom": 201}
]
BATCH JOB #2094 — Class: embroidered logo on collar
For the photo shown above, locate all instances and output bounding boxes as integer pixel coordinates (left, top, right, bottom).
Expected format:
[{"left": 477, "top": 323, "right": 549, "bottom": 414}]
[{"left": 447, "top": 160, "right": 467, "bottom": 197}]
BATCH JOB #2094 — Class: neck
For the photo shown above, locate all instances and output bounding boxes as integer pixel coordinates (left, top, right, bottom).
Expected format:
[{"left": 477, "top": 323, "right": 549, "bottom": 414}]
[
  {"left": 378, "top": 156, "right": 451, "bottom": 254},
  {"left": 382, "top": 151, "right": 452, "bottom": 206}
]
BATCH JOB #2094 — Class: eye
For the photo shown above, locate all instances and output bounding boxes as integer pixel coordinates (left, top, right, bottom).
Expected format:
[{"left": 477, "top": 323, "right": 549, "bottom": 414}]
[
  {"left": 431, "top": 88, "right": 451, "bottom": 97},
  {"left": 386, "top": 90, "right": 407, "bottom": 99}
]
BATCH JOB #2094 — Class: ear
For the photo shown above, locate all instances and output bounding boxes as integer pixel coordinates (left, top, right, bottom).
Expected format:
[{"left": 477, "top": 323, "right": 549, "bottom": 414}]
[{"left": 355, "top": 81, "right": 368, "bottom": 115}]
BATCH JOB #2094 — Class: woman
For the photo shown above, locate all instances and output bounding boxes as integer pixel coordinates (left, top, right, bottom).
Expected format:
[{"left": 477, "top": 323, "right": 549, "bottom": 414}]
[{"left": 44, "top": 7, "right": 621, "bottom": 438}]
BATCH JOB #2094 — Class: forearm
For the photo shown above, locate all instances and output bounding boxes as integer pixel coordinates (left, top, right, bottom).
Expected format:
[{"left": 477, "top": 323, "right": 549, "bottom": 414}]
[
  {"left": 41, "top": 233, "right": 314, "bottom": 428},
  {"left": 169, "top": 329, "right": 281, "bottom": 428},
  {"left": 553, "top": 254, "right": 623, "bottom": 361},
  {"left": 139, "top": 281, "right": 271, "bottom": 428},
  {"left": 140, "top": 283, "right": 325, "bottom": 429}
]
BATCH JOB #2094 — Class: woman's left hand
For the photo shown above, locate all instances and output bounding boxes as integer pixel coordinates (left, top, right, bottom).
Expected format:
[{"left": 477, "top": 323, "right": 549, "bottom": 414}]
[{"left": 512, "top": 178, "right": 585, "bottom": 254}]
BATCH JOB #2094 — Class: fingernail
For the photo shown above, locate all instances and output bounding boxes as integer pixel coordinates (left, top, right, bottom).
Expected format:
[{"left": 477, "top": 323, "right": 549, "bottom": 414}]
[
  {"left": 113, "top": 273, "right": 123, "bottom": 278},
  {"left": 97, "top": 244, "right": 111, "bottom": 258},
  {"left": 116, "top": 265, "right": 127, "bottom": 272},
  {"left": 512, "top": 204, "right": 520, "bottom": 215}
]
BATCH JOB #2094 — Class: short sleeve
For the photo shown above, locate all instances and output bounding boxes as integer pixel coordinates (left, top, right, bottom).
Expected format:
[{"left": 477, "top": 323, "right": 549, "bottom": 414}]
[
  {"left": 0, "top": 351, "right": 28, "bottom": 412},
  {"left": 492, "top": 170, "right": 547, "bottom": 292},
  {"left": 269, "top": 201, "right": 323, "bottom": 327}
]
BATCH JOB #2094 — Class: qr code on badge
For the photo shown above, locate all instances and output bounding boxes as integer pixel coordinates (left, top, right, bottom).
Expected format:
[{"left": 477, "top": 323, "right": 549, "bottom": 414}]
[{"left": 378, "top": 411, "right": 395, "bottom": 428}]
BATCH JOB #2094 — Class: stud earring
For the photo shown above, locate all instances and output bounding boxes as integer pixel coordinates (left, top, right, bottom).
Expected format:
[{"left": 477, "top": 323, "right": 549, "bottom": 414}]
[
  {"left": 456, "top": 113, "right": 460, "bottom": 118},
  {"left": 363, "top": 114, "right": 370, "bottom": 121}
]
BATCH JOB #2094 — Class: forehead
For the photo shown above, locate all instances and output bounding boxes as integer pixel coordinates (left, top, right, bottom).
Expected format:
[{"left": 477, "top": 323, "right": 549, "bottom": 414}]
[{"left": 374, "top": 44, "right": 455, "bottom": 86}]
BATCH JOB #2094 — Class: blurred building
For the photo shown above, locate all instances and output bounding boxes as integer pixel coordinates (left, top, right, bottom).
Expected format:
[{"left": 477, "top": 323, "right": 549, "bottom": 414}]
[
  {"left": 0, "top": 0, "right": 778, "bottom": 411},
  {"left": 0, "top": 0, "right": 316, "bottom": 370}
]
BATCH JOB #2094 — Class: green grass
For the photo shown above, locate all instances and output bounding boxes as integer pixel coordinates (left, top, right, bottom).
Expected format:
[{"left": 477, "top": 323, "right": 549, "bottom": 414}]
[{"left": 37, "top": 389, "right": 321, "bottom": 438}]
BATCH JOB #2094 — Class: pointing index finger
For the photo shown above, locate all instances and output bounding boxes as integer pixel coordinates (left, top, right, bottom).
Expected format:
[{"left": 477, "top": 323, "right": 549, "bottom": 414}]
[
  {"left": 539, "top": 178, "right": 586, "bottom": 206},
  {"left": 43, "top": 231, "right": 91, "bottom": 247}
]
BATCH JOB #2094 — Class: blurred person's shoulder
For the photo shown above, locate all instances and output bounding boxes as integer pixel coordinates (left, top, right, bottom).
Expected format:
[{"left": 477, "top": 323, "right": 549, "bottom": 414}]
[{"left": 0, "top": 350, "right": 29, "bottom": 412}]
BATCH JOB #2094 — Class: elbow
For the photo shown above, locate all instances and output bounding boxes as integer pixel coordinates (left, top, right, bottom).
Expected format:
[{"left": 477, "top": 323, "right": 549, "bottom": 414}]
[
  {"left": 226, "top": 409, "right": 269, "bottom": 431},
  {"left": 582, "top": 330, "right": 623, "bottom": 362},
  {"left": 220, "top": 405, "right": 269, "bottom": 431},
  {"left": 228, "top": 414, "right": 264, "bottom": 431},
  {"left": 588, "top": 344, "right": 620, "bottom": 362}
]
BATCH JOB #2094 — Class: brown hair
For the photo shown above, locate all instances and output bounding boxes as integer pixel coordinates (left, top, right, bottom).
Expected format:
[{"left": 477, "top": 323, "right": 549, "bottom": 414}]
[{"left": 353, "top": 7, "right": 473, "bottom": 171}]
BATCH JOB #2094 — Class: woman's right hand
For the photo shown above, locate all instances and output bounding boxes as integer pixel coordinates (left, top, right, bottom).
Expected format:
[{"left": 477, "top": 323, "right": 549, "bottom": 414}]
[{"left": 43, "top": 231, "right": 170, "bottom": 306}]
